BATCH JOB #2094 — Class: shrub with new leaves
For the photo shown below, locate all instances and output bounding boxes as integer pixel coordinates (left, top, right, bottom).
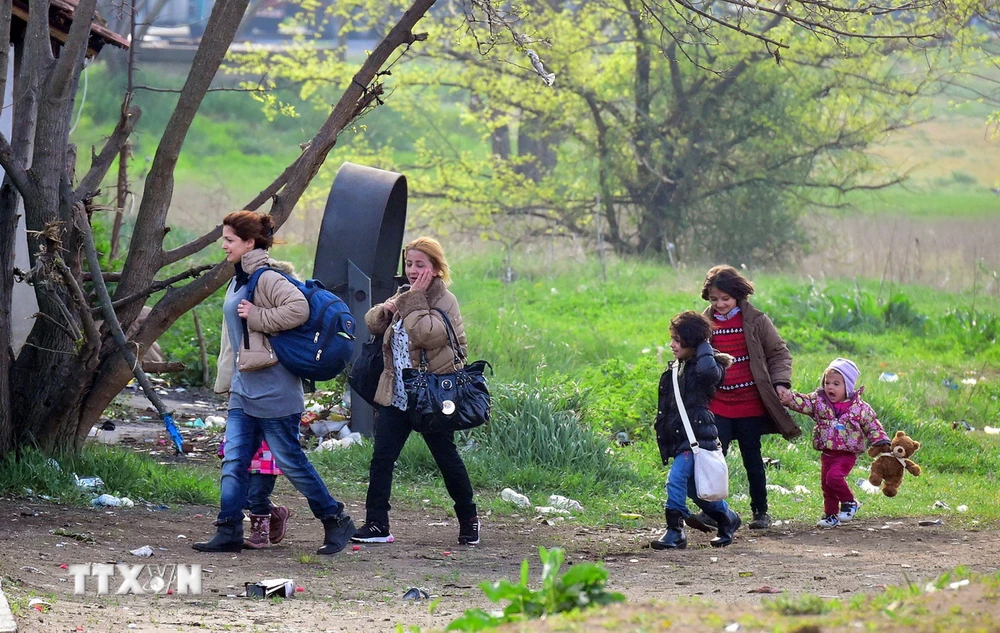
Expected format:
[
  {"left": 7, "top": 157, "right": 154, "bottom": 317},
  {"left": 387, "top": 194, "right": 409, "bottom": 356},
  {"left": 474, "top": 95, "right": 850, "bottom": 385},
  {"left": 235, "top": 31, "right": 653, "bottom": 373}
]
[{"left": 447, "top": 547, "right": 625, "bottom": 631}]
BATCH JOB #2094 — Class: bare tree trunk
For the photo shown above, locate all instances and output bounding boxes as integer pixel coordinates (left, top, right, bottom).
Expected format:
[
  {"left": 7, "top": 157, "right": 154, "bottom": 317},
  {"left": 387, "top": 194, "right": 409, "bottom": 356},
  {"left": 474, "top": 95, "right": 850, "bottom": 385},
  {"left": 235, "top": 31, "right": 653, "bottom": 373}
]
[
  {"left": 75, "top": 0, "right": 440, "bottom": 448},
  {"left": 0, "top": 0, "right": 15, "bottom": 454}
]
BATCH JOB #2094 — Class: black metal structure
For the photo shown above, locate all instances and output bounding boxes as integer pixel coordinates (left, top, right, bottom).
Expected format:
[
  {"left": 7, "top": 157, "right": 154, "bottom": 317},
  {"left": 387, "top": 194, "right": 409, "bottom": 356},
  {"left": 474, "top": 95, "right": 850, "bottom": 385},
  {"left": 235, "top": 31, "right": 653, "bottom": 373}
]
[{"left": 313, "top": 162, "right": 407, "bottom": 437}]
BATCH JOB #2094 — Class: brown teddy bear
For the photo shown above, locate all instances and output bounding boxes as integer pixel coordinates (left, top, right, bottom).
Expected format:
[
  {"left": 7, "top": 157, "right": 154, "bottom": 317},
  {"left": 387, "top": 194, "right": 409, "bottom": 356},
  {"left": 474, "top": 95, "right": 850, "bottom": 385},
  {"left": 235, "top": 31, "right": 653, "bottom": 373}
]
[{"left": 867, "top": 430, "right": 922, "bottom": 497}]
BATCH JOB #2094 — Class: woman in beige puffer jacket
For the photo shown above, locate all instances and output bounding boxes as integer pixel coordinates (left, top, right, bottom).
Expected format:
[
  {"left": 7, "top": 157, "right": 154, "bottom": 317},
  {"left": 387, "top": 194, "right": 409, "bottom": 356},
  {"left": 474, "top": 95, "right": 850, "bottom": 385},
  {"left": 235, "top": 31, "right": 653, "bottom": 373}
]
[{"left": 350, "top": 237, "right": 480, "bottom": 547}]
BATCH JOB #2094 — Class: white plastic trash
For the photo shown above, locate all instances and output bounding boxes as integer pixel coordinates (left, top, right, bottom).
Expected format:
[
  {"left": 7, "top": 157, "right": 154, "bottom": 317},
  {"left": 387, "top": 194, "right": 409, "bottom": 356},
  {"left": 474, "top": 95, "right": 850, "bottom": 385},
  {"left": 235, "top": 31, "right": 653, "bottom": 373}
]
[
  {"left": 856, "top": 478, "right": 880, "bottom": 495},
  {"left": 534, "top": 506, "right": 570, "bottom": 515},
  {"left": 336, "top": 424, "right": 354, "bottom": 440},
  {"left": 92, "top": 494, "right": 135, "bottom": 507},
  {"left": 130, "top": 545, "right": 154, "bottom": 557},
  {"left": 548, "top": 495, "right": 584, "bottom": 512},
  {"left": 205, "top": 415, "right": 226, "bottom": 428},
  {"left": 500, "top": 488, "right": 531, "bottom": 507}
]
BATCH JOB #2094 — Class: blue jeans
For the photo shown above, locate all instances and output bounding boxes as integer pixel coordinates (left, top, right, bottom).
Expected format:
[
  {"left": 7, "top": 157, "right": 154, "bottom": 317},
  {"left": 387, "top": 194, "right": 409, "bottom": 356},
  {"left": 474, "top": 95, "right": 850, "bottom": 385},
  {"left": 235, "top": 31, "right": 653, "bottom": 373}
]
[
  {"left": 247, "top": 474, "right": 277, "bottom": 516},
  {"left": 665, "top": 451, "right": 730, "bottom": 515},
  {"left": 219, "top": 408, "right": 343, "bottom": 525}
]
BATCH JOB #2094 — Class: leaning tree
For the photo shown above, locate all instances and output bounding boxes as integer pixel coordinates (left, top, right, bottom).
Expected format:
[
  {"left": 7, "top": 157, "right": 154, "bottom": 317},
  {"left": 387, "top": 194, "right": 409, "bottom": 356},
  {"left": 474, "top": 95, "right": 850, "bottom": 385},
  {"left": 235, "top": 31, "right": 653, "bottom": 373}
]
[{"left": 0, "top": 0, "right": 437, "bottom": 456}]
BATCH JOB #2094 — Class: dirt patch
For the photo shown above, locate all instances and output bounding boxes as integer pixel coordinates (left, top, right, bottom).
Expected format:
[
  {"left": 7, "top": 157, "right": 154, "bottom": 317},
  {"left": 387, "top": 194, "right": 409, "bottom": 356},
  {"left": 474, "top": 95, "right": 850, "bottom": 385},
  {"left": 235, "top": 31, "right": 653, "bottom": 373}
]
[{"left": 1, "top": 496, "right": 997, "bottom": 632}]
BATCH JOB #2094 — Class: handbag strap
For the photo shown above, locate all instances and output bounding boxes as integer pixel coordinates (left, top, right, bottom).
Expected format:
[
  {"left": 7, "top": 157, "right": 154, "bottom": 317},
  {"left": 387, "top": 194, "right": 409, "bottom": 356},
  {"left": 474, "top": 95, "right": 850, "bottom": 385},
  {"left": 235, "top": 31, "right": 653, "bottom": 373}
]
[
  {"left": 414, "top": 308, "right": 465, "bottom": 371},
  {"left": 671, "top": 363, "right": 700, "bottom": 454},
  {"left": 432, "top": 308, "right": 465, "bottom": 367}
]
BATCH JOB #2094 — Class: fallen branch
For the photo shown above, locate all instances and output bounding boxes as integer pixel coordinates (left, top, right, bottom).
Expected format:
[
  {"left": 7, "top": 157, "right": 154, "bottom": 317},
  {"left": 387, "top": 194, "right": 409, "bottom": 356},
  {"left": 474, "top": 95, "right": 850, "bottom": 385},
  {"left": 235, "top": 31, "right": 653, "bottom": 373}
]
[{"left": 141, "top": 361, "right": 186, "bottom": 373}]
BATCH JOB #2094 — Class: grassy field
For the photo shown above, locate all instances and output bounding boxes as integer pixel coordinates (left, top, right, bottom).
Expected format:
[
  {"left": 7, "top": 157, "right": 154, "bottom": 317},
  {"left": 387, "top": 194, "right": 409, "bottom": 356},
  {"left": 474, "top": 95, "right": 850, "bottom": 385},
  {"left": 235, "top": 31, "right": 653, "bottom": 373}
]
[
  {"left": 27, "top": 249, "right": 995, "bottom": 531},
  {"left": 48, "top": 50, "right": 1000, "bottom": 530}
]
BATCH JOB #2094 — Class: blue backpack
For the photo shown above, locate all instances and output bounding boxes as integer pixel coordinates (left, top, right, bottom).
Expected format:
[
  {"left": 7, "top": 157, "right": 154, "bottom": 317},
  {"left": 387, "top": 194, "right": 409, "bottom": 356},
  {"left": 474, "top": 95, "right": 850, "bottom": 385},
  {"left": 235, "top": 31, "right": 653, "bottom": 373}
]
[{"left": 245, "top": 268, "right": 356, "bottom": 382}]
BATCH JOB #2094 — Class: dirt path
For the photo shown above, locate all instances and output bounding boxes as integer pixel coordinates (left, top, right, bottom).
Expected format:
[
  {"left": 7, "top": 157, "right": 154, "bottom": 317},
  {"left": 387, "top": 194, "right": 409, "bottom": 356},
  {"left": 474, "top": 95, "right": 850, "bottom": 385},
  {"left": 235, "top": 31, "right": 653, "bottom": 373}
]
[{"left": 1, "top": 495, "right": 996, "bottom": 633}]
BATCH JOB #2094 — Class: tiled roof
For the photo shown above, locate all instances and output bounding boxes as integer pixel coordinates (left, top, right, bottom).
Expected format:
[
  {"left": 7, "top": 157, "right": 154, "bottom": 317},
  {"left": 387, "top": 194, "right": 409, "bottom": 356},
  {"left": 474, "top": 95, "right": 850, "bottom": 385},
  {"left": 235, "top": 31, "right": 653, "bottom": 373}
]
[{"left": 12, "top": 0, "right": 131, "bottom": 57}]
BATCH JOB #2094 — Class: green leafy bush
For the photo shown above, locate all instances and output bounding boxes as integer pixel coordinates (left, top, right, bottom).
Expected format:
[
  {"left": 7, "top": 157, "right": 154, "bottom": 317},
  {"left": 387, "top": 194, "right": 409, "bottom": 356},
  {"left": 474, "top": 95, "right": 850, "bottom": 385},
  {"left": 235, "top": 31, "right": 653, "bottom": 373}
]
[
  {"left": 446, "top": 547, "right": 625, "bottom": 631},
  {"left": 465, "top": 383, "right": 639, "bottom": 494}
]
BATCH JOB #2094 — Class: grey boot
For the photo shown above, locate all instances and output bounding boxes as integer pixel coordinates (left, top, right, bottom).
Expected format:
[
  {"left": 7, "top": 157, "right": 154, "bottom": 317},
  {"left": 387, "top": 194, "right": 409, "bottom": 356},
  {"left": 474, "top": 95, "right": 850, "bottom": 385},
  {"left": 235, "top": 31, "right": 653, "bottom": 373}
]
[
  {"left": 192, "top": 521, "right": 244, "bottom": 553},
  {"left": 651, "top": 509, "right": 687, "bottom": 550}
]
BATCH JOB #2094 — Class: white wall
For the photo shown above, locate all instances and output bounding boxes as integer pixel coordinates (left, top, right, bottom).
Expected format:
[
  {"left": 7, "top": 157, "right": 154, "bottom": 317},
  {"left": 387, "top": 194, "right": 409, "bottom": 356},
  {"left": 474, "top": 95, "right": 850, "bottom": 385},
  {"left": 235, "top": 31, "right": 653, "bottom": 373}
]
[{"left": 4, "top": 53, "right": 39, "bottom": 357}]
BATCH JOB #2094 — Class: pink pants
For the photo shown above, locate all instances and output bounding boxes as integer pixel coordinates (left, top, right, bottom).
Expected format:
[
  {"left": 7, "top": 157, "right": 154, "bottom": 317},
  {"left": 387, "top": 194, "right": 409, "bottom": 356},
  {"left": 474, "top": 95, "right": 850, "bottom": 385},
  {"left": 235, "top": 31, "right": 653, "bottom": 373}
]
[{"left": 820, "top": 450, "right": 857, "bottom": 515}]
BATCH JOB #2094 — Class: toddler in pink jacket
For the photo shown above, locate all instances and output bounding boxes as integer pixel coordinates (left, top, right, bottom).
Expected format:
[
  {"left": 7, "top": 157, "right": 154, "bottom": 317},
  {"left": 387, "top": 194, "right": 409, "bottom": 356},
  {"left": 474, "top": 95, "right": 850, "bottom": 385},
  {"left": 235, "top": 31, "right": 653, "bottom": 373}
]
[{"left": 779, "top": 358, "right": 889, "bottom": 528}]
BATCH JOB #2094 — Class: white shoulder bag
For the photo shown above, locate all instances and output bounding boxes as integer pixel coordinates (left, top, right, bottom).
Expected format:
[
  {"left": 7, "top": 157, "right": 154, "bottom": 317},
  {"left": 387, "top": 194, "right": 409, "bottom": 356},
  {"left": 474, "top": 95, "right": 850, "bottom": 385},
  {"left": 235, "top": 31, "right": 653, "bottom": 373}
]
[{"left": 672, "top": 363, "right": 729, "bottom": 501}]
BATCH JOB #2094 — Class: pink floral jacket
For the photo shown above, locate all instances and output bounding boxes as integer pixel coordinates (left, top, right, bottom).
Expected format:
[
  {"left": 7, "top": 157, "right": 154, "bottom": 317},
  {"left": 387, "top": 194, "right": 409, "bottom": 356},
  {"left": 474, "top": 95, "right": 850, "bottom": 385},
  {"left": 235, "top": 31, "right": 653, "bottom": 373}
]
[
  {"left": 786, "top": 386, "right": 889, "bottom": 454},
  {"left": 217, "top": 440, "right": 282, "bottom": 476}
]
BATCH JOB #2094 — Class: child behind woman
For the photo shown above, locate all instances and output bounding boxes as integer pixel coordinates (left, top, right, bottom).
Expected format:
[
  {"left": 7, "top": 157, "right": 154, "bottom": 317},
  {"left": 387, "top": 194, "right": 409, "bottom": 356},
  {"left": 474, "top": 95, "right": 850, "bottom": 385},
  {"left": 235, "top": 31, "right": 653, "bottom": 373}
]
[
  {"left": 651, "top": 311, "right": 739, "bottom": 550},
  {"left": 779, "top": 358, "right": 889, "bottom": 528}
]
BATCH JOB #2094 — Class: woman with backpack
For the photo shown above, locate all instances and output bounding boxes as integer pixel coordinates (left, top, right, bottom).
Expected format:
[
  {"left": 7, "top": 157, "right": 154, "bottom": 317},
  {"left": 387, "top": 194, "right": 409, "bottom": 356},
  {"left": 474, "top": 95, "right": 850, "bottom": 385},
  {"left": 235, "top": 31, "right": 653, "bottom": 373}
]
[
  {"left": 193, "top": 210, "right": 355, "bottom": 555},
  {"left": 350, "top": 237, "right": 481, "bottom": 546}
]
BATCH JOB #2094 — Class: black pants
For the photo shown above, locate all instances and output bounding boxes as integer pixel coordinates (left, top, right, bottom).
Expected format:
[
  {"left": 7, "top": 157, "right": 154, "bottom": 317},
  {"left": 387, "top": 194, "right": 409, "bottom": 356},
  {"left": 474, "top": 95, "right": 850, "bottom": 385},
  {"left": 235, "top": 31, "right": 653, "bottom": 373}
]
[
  {"left": 364, "top": 405, "right": 477, "bottom": 525},
  {"left": 715, "top": 414, "right": 770, "bottom": 515}
]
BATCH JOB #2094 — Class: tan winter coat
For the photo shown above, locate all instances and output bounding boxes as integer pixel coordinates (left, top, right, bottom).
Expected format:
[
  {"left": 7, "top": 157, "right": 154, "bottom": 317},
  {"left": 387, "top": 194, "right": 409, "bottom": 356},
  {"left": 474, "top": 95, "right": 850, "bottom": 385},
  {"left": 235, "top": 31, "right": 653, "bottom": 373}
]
[
  {"left": 703, "top": 300, "right": 802, "bottom": 440},
  {"left": 214, "top": 249, "right": 308, "bottom": 394},
  {"left": 365, "top": 277, "right": 467, "bottom": 408}
]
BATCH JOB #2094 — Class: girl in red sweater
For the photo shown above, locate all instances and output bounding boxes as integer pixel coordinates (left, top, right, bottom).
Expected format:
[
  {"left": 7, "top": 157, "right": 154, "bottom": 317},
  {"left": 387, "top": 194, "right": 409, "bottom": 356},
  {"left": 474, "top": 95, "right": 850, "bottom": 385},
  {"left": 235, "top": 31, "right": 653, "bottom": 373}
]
[{"left": 687, "top": 266, "right": 802, "bottom": 533}]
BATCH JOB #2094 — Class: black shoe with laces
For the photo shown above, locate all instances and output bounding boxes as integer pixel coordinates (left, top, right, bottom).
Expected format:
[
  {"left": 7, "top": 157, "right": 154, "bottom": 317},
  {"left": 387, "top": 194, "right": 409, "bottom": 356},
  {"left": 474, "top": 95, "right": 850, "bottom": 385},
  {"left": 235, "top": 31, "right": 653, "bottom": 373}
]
[
  {"left": 458, "top": 517, "right": 481, "bottom": 545},
  {"left": 350, "top": 521, "right": 395, "bottom": 543}
]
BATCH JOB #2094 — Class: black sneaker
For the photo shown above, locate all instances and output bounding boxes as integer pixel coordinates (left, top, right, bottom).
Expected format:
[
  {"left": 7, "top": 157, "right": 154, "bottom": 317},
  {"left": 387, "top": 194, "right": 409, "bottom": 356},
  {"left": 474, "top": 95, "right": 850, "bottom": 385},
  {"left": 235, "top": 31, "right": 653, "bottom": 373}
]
[
  {"left": 748, "top": 512, "right": 772, "bottom": 530},
  {"left": 350, "top": 521, "right": 395, "bottom": 543},
  {"left": 458, "top": 517, "right": 481, "bottom": 545}
]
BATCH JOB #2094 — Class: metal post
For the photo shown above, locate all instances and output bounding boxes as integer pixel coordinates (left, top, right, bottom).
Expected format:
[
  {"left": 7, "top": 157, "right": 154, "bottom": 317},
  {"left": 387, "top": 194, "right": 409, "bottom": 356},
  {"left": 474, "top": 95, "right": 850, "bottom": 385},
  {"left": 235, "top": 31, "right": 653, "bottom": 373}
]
[{"left": 312, "top": 162, "right": 408, "bottom": 437}]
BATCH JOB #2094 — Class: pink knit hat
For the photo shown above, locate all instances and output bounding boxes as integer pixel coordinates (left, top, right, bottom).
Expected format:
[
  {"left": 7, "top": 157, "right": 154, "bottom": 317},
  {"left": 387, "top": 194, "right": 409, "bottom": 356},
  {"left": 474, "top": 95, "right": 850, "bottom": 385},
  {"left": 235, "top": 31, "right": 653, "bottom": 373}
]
[{"left": 825, "top": 358, "right": 860, "bottom": 397}]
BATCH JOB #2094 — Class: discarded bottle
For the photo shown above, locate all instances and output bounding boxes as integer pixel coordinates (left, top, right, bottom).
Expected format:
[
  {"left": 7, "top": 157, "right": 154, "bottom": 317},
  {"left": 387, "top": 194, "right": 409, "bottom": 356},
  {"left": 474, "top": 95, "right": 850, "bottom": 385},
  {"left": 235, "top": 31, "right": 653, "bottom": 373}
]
[
  {"left": 548, "top": 495, "right": 584, "bottom": 512},
  {"left": 856, "top": 478, "right": 880, "bottom": 495},
  {"left": 500, "top": 488, "right": 531, "bottom": 508},
  {"left": 92, "top": 494, "right": 135, "bottom": 507}
]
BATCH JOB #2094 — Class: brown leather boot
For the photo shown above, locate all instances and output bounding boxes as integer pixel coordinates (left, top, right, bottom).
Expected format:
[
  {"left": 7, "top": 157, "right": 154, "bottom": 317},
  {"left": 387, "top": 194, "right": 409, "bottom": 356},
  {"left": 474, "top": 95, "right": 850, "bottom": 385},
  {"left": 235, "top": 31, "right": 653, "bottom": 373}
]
[
  {"left": 269, "top": 506, "right": 291, "bottom": 544},
  {"left": 244, "top": 514, "right": 271, "bottom": 549}
]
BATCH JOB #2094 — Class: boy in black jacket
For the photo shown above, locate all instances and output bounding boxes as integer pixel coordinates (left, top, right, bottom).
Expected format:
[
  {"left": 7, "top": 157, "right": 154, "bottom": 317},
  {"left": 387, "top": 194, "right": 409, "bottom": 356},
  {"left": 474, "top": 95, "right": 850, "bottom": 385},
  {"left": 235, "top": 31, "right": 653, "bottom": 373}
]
[{"left": 652, "top": 311, "right": 739, "bottom": 549}]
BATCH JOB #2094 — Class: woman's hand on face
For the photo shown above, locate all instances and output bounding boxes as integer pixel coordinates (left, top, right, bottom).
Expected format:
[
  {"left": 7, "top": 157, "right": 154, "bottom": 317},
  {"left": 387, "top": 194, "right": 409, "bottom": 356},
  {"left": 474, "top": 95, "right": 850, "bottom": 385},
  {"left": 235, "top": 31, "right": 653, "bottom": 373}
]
[
  {"left": 237, "top": 299, "right": 254, "bottom": 319},
  {"left": 411, "top": 267, "right": 435, "bottom": 291},
  {"left": 383, "top": 299, "right": 397, "bottom": 316}
]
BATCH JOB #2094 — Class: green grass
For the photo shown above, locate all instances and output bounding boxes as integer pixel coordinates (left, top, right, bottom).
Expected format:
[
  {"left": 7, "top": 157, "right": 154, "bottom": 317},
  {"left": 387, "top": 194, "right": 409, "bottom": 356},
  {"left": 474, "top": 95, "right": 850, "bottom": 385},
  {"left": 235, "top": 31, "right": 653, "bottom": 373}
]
[
  {"left": 173, "top": 251, "right": 999, "bottom": 528},
  {"left": 0, "top": 446, "right": 217, "bottom": 505},
  {"left": 841, "top": 186, "right": 999, "bottom": 218}
]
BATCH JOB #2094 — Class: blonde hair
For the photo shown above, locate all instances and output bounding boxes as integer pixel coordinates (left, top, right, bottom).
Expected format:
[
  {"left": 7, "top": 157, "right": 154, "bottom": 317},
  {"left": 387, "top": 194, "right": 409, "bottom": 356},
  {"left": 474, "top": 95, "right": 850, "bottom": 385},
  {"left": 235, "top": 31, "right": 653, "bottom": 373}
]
[{"left": 405, "top": 236, "right": 451, "bottom": 285}]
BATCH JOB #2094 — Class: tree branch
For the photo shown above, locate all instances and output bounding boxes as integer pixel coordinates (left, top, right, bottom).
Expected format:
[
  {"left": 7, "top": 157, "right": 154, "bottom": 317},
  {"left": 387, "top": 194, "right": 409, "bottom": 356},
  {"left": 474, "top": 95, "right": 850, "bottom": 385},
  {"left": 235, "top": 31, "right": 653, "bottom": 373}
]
[
  {"left": 95, "top": 264, "right": 215, "bottom": 313},
  {"left": 0, "top": 134, "right": 34, "bottom": 198},
  {"left": 75, "top": 104, "right": 142, "bottom": 200}
]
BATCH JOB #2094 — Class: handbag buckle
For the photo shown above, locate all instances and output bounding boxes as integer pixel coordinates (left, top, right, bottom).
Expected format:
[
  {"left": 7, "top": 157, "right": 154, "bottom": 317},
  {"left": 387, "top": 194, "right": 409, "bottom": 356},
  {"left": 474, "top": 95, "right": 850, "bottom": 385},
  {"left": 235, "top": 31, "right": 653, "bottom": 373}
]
[{"left": 441, "top": 400, "right": 456, "bottom": 415}]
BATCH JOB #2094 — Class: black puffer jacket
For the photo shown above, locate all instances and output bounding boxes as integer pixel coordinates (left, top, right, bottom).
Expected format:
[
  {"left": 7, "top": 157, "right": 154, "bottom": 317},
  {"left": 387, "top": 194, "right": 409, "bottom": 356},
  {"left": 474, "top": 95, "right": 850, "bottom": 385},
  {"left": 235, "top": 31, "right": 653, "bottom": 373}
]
[{"left": 654, "top": 341, "right": 733, "bottom": 464}]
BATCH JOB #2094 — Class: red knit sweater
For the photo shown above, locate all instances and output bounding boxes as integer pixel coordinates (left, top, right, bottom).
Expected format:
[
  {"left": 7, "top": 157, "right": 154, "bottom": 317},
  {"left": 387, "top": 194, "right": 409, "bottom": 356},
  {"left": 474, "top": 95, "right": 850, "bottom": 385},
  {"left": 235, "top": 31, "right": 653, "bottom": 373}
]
[{"left": 710, "top": 311, "right": 767, "bottom": 419}]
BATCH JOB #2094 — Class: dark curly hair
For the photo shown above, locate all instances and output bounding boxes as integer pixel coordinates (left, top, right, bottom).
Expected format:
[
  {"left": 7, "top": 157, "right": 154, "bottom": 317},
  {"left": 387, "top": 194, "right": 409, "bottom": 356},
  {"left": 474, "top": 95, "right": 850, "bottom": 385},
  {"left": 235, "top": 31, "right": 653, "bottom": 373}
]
[
  {"left": 223, "top": 210, "right": 276, "bottom": 250},
  {"left": 701, "top": 265, "right": 754, "bottom": 302},
  {"left": 670, "top": 311, "right": 713, "bottom": 349}
]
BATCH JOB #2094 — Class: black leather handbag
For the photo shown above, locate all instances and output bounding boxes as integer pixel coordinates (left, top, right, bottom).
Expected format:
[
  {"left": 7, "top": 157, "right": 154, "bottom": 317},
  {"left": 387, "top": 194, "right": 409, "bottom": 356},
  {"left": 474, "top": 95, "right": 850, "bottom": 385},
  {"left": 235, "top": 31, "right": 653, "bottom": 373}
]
[
  {"left": 402, "top": 309, "right": 492, "bottom": 434},
  {"left": 349, "top": 334, "right": 384, "bottom": 407}
]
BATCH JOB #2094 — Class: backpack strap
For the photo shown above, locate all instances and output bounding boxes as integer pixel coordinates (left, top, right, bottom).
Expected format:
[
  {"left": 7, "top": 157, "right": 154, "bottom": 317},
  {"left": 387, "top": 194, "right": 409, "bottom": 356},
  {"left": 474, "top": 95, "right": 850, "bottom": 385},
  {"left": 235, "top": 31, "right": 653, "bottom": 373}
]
[{"left": 241, "top": 267, "right": 272, "bottom": 350}]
